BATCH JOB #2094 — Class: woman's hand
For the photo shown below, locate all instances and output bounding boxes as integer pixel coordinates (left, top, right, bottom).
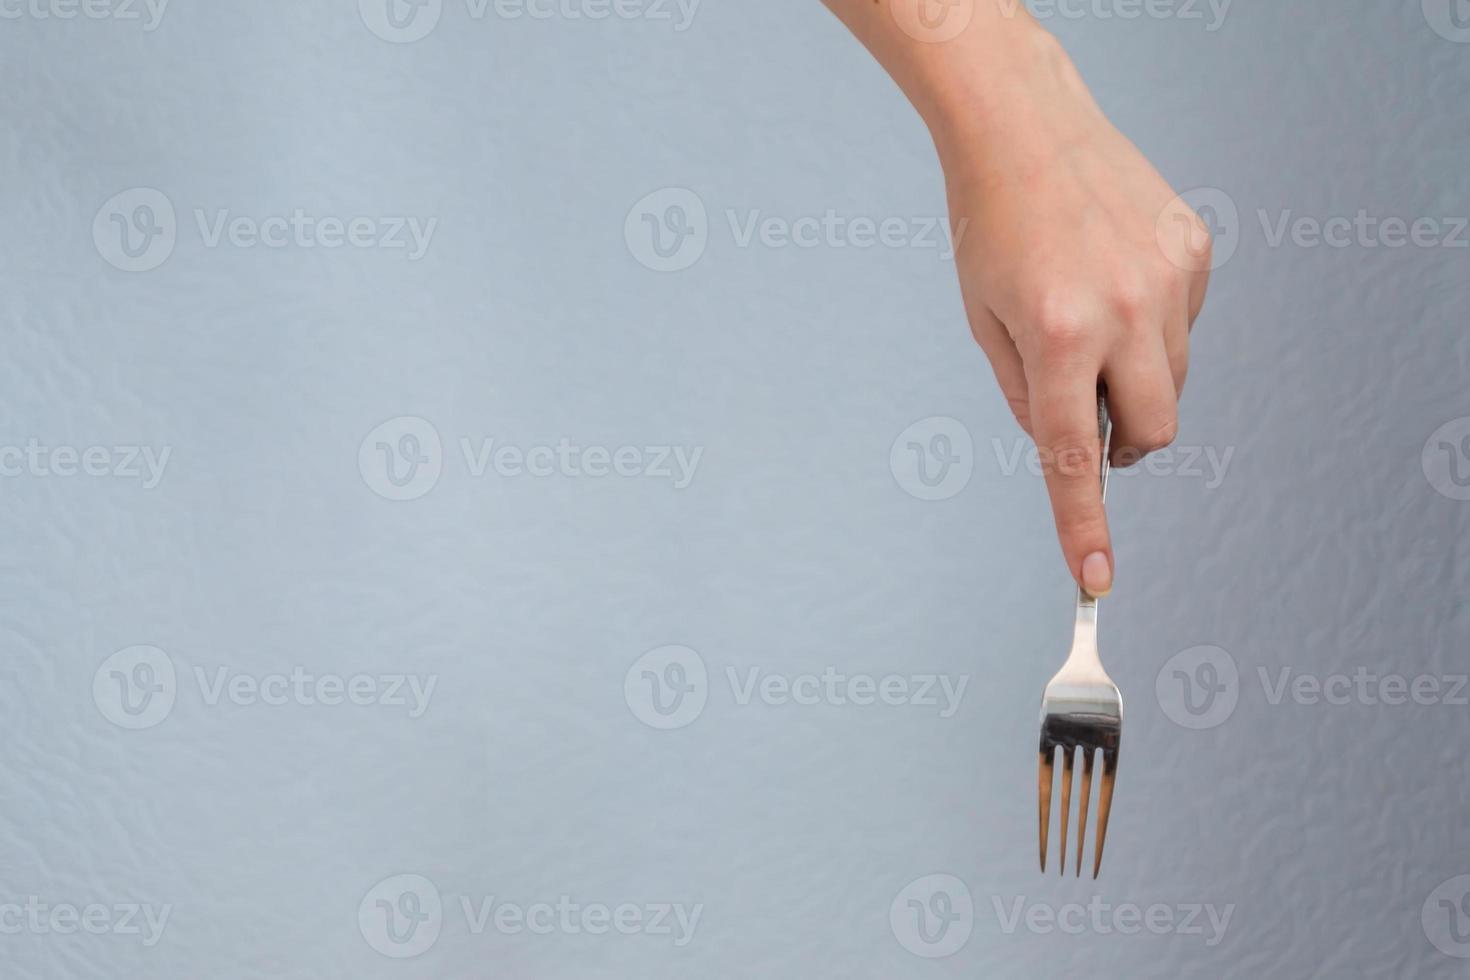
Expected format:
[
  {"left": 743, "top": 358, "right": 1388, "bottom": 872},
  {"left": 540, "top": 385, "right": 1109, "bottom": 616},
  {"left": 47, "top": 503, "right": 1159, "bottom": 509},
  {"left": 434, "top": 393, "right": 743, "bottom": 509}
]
[
  {"left": 821, "top": 3, "right": 1212, "bottom": 596},
  {"left": 937, "top": 28, "right": 1212, "bottom": 597}
]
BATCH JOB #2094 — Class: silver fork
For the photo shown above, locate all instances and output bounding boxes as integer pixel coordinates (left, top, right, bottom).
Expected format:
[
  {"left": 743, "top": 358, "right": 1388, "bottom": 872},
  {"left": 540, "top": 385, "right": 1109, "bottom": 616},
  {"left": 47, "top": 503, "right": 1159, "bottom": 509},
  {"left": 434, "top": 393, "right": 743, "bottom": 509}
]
[{"left": 1038, "top": 387, "right": 1122, "bottom": 878}]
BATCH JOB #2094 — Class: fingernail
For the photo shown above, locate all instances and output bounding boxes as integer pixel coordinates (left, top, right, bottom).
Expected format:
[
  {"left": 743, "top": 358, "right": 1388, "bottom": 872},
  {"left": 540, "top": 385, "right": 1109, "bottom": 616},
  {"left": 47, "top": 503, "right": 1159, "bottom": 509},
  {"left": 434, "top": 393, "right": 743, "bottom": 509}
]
[{"left": 1082, "top": 551, "right": 1112, "bottom": 597}]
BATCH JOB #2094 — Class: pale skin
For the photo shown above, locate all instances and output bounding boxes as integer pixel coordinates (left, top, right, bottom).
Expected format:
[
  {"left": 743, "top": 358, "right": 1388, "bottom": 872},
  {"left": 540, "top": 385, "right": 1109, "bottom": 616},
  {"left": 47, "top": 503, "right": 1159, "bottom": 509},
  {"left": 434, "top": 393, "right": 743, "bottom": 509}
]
[{"left": 822, "top": 0, "right": 1213, "bottom": 597}]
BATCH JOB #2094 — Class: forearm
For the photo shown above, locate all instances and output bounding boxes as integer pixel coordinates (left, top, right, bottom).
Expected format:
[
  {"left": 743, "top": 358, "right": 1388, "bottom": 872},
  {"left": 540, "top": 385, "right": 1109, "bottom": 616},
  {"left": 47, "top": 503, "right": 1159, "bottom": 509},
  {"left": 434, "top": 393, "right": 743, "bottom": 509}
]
[{"left": 819, "top": 1, "right": 1092, "bottom": 163}]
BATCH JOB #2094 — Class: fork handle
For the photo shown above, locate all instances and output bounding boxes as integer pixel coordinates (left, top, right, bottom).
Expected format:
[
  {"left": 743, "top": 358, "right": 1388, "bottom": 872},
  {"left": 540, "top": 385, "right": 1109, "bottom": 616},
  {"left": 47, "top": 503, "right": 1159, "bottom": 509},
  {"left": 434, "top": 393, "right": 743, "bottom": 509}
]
[{"left": 1076, "top": 384, "right": 1112, "bottom": 613}]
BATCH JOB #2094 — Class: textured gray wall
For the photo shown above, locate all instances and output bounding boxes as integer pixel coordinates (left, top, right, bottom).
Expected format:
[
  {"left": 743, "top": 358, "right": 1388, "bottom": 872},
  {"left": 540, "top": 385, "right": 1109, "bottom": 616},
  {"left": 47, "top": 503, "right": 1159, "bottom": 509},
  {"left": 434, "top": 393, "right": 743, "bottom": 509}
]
[{"left": 1, "top": 0, "right": 1467, "bottom": 976}]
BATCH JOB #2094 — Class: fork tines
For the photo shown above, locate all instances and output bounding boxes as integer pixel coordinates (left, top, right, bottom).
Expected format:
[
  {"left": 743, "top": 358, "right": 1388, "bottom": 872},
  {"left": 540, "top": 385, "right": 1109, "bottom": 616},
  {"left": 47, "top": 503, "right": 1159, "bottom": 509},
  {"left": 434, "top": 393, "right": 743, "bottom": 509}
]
[{"left": 1038, "top": 722, "right": 1119, "bottom": 878}]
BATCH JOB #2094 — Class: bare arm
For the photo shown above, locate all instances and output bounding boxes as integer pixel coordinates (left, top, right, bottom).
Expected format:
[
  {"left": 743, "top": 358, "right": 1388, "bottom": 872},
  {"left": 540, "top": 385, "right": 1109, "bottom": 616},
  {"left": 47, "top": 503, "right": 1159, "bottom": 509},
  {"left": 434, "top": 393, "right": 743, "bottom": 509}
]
[{"left": 823, "top": 0, "right": 1212, "bottom": 597}]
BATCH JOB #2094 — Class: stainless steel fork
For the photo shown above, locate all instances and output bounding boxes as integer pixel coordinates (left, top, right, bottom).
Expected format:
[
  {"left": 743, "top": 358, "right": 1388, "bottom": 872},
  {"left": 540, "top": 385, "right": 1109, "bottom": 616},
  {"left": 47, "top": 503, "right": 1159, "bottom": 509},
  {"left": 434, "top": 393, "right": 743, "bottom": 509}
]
[{"left": 1038, "top": 388, "right": 1122, "bottom": 878}]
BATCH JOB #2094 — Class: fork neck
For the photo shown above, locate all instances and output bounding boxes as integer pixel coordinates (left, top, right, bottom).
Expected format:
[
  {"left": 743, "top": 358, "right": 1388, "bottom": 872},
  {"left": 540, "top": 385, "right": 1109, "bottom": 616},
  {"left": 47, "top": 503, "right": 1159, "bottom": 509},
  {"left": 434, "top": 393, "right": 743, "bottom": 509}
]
[
  {"left": 1070, "top": 590, "right": 1100, "bottom": 661},
  {"left": 1068, "top": 387, "right": 1110, "bottom": 665}
]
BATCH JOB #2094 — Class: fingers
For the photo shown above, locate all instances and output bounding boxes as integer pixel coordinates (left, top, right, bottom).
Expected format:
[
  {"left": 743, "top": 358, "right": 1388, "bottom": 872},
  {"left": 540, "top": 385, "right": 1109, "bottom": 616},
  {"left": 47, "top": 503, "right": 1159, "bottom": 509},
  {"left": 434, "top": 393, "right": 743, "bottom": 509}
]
[
  {"left": 969, "top": 307, "right": 1032, "bottom": 435},
  {"left": 1187, "top": 264, "right": 1210, "bottom": 325},
  {"left": 1165, "top": 289, "right": 1193, "bottom": 396},
  {"left": 1027, "top": 363, "right": 1113, "bottom": 597},
  {"left": 993, "top": 263, "right": 1198, "bottom": 597},
  {"left": 1163, "top": 318, "right": 1190, "bottom": 397},
  {"left": 1105, "top": 339, "right": 1179, "bottom": 468}
]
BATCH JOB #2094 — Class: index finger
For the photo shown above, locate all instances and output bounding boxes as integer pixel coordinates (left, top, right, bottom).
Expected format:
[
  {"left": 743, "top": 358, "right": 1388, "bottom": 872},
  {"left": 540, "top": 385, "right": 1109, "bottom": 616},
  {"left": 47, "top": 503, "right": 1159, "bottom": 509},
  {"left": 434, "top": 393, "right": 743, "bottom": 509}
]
[{"left": 1029, "top": 371, "right": 1113, "bottom": 597}]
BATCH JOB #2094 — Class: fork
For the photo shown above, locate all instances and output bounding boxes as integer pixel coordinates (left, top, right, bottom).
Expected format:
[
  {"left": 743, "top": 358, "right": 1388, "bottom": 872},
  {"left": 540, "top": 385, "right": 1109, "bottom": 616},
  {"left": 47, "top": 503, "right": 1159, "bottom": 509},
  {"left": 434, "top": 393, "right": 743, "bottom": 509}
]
[{"left": 1038, "top": 387, "right": 1123, "bottom": 878}]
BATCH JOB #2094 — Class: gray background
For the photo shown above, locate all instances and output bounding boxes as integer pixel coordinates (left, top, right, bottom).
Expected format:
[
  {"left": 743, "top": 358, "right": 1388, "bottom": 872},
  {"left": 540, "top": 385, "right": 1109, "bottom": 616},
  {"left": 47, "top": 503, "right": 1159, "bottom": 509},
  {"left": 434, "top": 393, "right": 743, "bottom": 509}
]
[{"left": 2, "top": 0, "right": 1469, "bottom": 976}]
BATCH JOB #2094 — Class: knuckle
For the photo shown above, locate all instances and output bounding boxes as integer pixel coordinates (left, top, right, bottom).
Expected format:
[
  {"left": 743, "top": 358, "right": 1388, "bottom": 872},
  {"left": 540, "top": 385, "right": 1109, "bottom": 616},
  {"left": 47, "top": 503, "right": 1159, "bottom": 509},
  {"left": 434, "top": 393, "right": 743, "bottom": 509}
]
[
  {"left": 1174, "top": 204, "right": 1214, "bottom": 250},
  {"left": 1037, "top": 317, "right": 1090, "bottom": 354},
  {"left": 1170, "top": 350, "right": 1190, "bottom": 390},
  {"left": 1005, "top": 395, "right": 1033, "bottom": 434},
  {"left": 1108, "top": 274, "right": 1152, "bottom": 323},
  {"left": 1192, "top": 217, "right": 1216, "bottom": 259},
  {"left": 1038, "top": 438, "right": 1100, "bottom": 483},
  {"left": 1184, "top": 215, "right": 1215, "bottom": 271},
  {"left": 1137, "top": 415, "right": 1179, "bottom": 453},
  {"left": 1030, "top": 292, "right": 1094, "bottom": 352}
]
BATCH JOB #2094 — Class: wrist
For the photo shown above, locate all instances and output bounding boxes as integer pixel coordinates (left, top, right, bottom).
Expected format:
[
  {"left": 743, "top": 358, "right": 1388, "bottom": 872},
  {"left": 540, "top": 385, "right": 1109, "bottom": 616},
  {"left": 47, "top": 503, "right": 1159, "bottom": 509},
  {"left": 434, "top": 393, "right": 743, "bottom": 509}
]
[{"left": 913, "top": 21, "right": 1085, "bottom": 167}]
